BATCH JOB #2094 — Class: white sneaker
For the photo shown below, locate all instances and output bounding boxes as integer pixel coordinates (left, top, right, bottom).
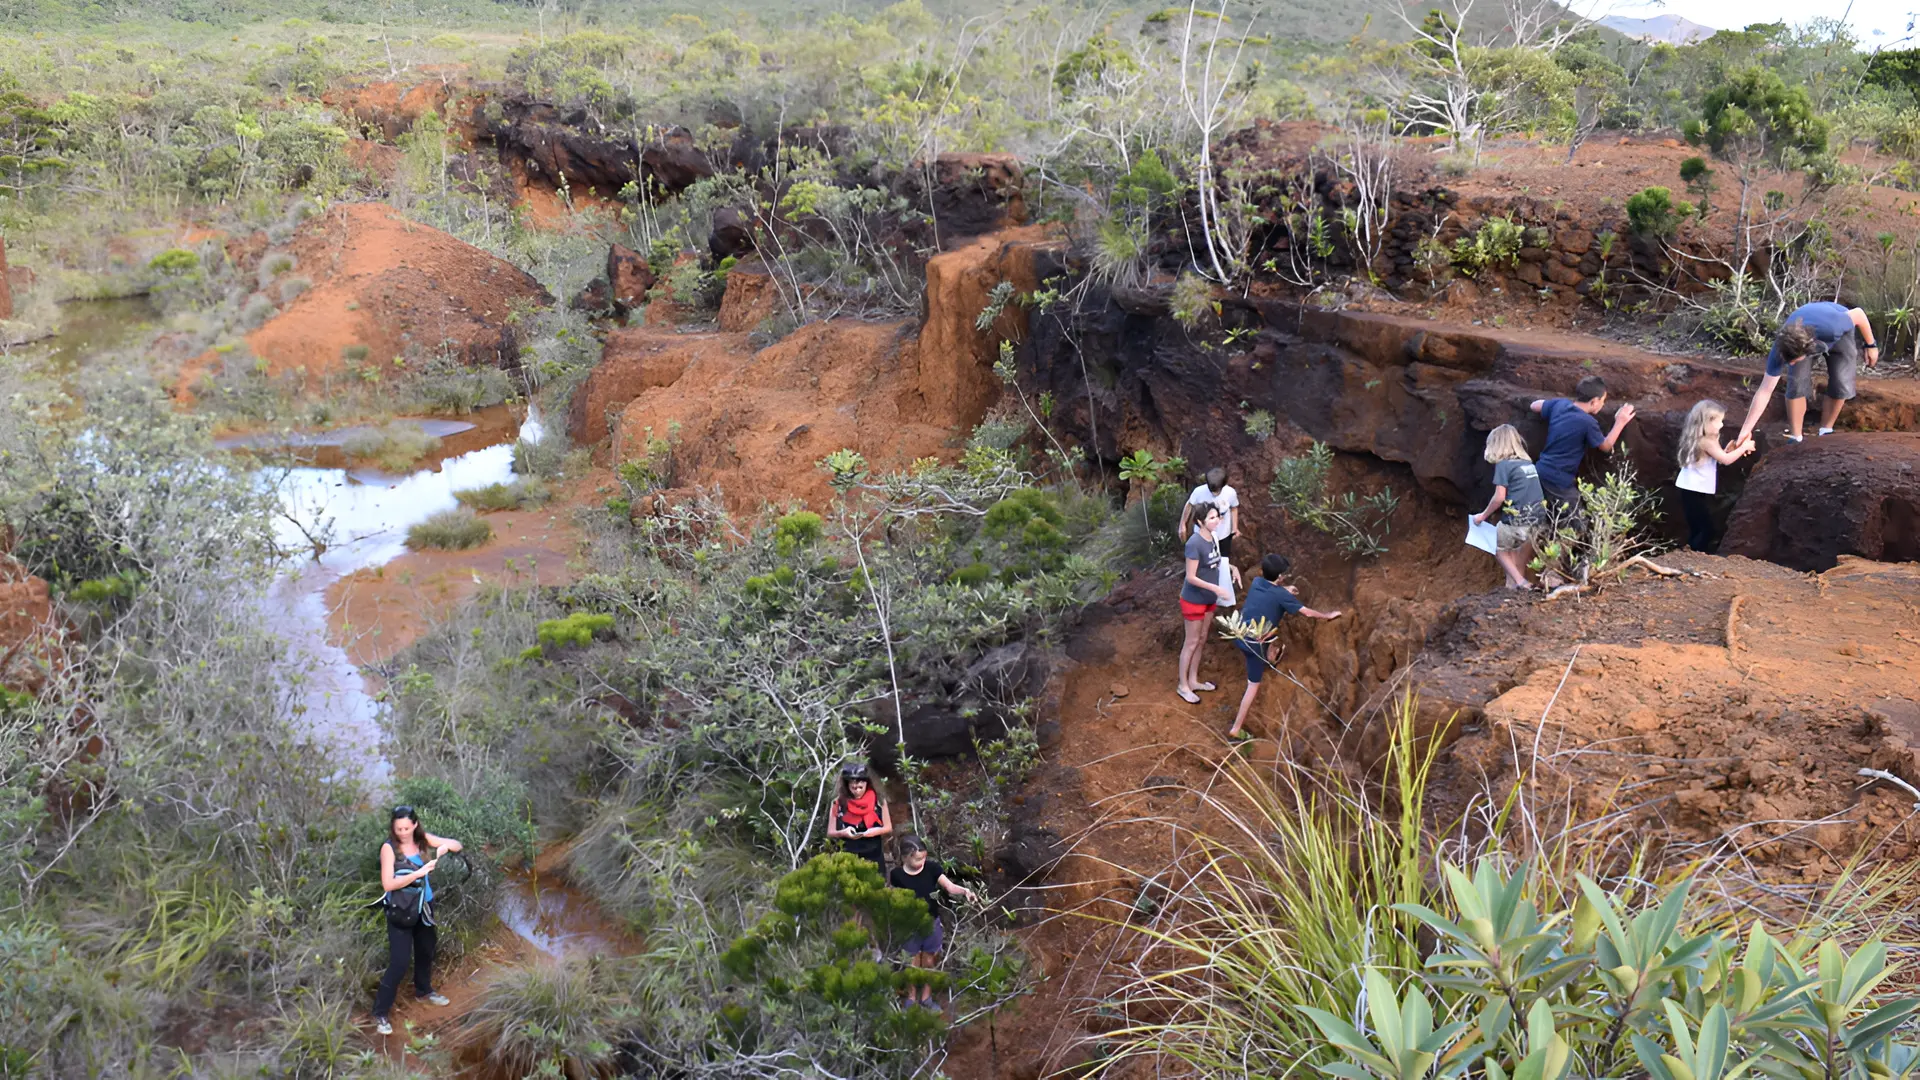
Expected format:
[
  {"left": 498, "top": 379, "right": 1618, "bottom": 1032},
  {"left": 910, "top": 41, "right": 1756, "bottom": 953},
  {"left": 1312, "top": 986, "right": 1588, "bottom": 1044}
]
[
  {"left": 424, "top": 993, "right": 450, "bottom": 1007},
  {"left": 1817, "top": 427, "right": 1833, "bottom": 436},
  {"left": 1782, "top": 431, "right": 1804, "bottom": 443},
  {"left": 375, "top": 1017, "right": 392, "bottom": 1035}
]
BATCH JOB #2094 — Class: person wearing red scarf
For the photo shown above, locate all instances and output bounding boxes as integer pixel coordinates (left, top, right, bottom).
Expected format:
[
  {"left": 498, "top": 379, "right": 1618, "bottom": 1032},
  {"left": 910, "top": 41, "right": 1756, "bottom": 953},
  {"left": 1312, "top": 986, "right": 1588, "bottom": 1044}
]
[{"left": 827, "top": 762, "right": 893, "bottom": 878}]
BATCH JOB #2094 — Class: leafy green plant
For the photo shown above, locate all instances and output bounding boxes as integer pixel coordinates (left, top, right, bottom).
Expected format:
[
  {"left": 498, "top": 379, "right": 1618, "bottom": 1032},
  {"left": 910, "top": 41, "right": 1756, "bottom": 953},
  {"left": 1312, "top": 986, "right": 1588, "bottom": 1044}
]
[
  {"left": 1270, "top": 441, "right": 1399, "bottom": 557},
  {"left": 1528, "top": 461, "right": 1662, "bottom": 589},
  {"left": 1626, "top": 186, "right": 1694, "bottom": 240},
  {"left": 1243, "top": 407, "right": 1275, "bottom": 442},
  {"left": 405, "top": 508, "right": 492, "bottom": 551},
  {"left": 1118, "top": 449, "right": 1186, "bottom": 533},
  {"left": 1451, "top": 216, "right": 1526, "bottom": 275},
  {"left": 1305, "top": 863, "right": 1920, "bottom": 1080}
]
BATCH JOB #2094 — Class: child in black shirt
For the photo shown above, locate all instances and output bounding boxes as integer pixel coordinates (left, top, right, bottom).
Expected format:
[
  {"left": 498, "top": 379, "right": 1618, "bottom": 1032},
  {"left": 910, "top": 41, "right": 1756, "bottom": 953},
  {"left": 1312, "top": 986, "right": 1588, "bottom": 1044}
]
[{"left": 888, "top": 835, "right": 976, "bottom": 1011}]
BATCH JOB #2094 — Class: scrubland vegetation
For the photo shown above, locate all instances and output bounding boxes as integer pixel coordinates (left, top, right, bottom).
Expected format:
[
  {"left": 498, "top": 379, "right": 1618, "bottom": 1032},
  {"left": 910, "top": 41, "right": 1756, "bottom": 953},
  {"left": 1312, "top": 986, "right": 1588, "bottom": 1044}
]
[{"left": 1, "top": 0, "right": 1919, "bottom": 1076}]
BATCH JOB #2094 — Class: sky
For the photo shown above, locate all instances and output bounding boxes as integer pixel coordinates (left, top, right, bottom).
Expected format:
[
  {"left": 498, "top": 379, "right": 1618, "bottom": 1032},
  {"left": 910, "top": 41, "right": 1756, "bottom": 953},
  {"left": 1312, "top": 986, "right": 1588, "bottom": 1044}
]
[{"left": 1582, "top": 0, "right": 1919, "bottom": 43}]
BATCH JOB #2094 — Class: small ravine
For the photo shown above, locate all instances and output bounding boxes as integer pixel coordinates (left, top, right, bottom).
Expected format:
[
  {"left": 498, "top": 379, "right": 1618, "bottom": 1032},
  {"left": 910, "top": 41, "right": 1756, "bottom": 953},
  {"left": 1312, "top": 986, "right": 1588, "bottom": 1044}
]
[{"left": 39, "top": 299, "right": 623, "bottom": 967}]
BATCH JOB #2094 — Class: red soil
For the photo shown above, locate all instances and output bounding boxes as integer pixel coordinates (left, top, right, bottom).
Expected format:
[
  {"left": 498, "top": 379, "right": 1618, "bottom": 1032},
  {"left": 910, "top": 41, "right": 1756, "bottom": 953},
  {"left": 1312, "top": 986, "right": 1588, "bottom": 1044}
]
[{"left": 178, "top": 203, "right": 549, "bottom": 393}]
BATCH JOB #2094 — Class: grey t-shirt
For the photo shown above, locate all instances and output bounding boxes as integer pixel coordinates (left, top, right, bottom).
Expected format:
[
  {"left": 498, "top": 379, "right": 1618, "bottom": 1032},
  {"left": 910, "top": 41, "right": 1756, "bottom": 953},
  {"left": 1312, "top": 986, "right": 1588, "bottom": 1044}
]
[
  {"left": 1181, "top": 531, "right": 1222, "bottom": 605},
  {"left": 1493, "top": 459, "right": 1545, "bottom": 521}
]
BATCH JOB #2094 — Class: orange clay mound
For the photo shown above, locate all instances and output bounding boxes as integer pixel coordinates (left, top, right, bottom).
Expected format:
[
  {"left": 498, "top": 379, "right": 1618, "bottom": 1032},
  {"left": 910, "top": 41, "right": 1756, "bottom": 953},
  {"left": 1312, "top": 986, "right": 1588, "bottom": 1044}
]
[
  {"left": 571, "top": 227, "right": 1048, "bottom": 512},
  {"left": 179, "top": 203, "right": 549, "bottom": 393}
]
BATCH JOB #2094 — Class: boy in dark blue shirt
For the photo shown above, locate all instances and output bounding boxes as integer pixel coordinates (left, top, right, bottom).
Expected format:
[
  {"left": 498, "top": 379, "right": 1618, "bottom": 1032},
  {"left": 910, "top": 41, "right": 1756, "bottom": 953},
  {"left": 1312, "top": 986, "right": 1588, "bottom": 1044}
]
[
  {"left": 1528, "top": 376, "right": 1637, "bottom": 509},
  {"left": 1734, "top": 302, "right": 1881, "bottom": 443},
  {"left": 1227, "top": 554, "right": 1342, "bottom": 739}
]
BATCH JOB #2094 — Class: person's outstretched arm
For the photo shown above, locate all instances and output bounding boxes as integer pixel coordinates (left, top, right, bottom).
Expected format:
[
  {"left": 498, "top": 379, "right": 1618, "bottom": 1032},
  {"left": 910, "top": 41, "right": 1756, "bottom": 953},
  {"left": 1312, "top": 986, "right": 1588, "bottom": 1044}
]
[
  {"left": 1852, "top": 307, "right": 1882, "bottom": 369},
  {"left": 936, "top": 873, "right": 976, "bottom": 903},
  {"left": 1702, "top": 436, "right": 1753, "bottom": 465},
  {"left": 1596, "top": 404, "right": 1637, "bottom": 452},
  {"left": 1299, "top": 607, "right": 1342, "bottom": 620},
  {"left": 1737, "top": 374, "right": 1782, "bottom": 442},
  {"left": 1176, "top": 500, "right": 1195, "bottom": 541}
]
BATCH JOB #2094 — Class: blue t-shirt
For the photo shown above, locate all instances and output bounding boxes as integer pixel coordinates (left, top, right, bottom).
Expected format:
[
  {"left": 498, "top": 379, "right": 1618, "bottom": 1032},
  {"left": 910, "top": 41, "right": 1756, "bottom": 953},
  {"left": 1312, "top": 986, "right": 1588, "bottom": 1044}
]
[
  {"left": 1237, "top": 577, "right": 1305, "bottom": 652},
  {"left": 1765, "top": 302, "right": 1855, "bottom": 375},
  {"left": 1536, "top": 399, "right": 1604, "bottom": 489}
]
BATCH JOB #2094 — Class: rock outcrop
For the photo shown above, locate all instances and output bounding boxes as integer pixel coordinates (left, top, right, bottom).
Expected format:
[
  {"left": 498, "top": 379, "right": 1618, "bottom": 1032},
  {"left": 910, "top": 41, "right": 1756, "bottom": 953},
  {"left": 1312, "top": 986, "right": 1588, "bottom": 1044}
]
[
  {"left": 1720, "top": 433, "right": 1920, "bottom": 570},
  {"left": 1020, "top": 283, "right": 1920, "bottom": 512},
  {"left": 485, "top": 98, "right": 712, "bottom": 198}
]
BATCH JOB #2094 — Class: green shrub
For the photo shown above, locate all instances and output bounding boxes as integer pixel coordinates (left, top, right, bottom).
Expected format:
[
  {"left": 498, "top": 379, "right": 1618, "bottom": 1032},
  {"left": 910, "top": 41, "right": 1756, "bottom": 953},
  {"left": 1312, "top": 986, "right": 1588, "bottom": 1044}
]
[
  {"left": 1626, "top": 186, "right": 1694, "bottom": 239},
  {"left": 1270, "top": 441, "right": 1399, "bottom": 557},
  {"left": 535, "top": 612, "right": 613, "bottom": 649},
  {"left": 341, "top": 421, "right": 441, "bottom": 471},
  {"left": 147, "top": 248, "right": 199, "bottom": 274},
  {"left": 454, "top": 478, "right": 551, "bottom": 512},
  {"left": 405, "top": 508, "right": 491, "bottom": 550},
  {"left": 773, "top": 510, "right": 824, "bottom": 556},
  {"left": 1450, "top": 216, "right": 1525, "bottom": 275}
]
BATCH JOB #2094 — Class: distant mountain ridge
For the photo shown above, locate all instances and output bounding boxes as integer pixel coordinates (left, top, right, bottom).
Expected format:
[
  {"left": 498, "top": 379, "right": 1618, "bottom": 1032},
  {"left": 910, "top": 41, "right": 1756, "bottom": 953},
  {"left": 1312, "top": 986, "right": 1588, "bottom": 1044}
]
[{"left": 1598, "top": 12, "right": 1715, "bottom": 43}]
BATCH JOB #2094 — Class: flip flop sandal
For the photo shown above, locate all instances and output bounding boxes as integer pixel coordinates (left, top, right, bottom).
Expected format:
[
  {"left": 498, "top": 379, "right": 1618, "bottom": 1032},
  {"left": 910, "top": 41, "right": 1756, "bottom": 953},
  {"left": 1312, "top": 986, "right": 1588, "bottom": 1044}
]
[
  {"left": 1176, "top": 687, "right": 1201, "bottom": 704},
  {"left": 1193, "top": 682, "right": 1217, "bottom": 692}
]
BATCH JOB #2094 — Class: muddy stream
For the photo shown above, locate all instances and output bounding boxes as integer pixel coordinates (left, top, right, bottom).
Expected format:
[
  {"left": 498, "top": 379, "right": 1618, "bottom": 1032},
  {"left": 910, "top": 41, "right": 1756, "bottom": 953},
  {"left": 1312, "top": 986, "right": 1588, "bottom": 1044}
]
[{"left": 38, "top": 299, "right": 620, "bottom": 967}]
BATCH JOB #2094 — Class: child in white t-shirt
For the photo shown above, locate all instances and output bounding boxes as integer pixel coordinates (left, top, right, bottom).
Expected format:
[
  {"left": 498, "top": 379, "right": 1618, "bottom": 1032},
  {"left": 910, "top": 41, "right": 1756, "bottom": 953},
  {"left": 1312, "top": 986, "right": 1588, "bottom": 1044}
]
[
  {"left": 1675, "top": 399, "right": 1753, "bottom": 552},
  {"left": 1178, "top": 467, "right": 1240, "bottom": 607}
]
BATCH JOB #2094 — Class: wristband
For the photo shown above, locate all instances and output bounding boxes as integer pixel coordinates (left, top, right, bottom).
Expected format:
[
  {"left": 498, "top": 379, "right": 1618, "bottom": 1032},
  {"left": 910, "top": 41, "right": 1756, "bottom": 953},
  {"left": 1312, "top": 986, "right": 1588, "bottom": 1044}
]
[{"left": 1864, "top": 341, "right": 1878, "bottom": 350}]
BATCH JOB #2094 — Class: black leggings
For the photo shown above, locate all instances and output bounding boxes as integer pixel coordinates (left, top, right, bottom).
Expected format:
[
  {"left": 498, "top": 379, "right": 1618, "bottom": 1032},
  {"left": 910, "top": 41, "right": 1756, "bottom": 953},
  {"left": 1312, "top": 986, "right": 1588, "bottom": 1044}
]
[
  {"left": 373, "top": 922, "right": 437, "bottom": 1018},
  {"left": 1680, "top": 489, "right": 1715, "bottom": 552}
]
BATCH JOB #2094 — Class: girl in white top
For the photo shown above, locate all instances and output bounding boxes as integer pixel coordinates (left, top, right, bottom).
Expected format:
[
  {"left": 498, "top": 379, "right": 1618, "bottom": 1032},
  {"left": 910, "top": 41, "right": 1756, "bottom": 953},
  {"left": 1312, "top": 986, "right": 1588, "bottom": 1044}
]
[
  {"left": 1179, "top": 468, "right": 1240, "bottom": 607},
  {"left": 1675, "top": 399, "right": 1753, "bottom": 552}
]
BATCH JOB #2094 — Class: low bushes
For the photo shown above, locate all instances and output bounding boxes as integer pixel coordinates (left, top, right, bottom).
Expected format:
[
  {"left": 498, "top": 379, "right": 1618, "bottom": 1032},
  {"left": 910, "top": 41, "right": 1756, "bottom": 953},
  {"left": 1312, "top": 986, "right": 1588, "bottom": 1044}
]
[
  {"left": 454, "top": 477, "right": 551, "bottom": 512},
  {"left": 406, "top": 507, "right": 492, "bottom": 550}
]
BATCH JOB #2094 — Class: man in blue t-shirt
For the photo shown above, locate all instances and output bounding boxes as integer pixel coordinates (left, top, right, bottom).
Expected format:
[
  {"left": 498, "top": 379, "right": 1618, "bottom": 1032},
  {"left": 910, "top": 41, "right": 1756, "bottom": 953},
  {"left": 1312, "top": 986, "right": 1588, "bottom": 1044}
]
[
  {"left": 1734, "top": 302, "right": 1881, "bottom": 444},
  {"left": 1227, "top": 553, "right": 1343, "bottom": 739},
  {"left": 1527, "top": 375, "right": 1637, "bottom": 510}
]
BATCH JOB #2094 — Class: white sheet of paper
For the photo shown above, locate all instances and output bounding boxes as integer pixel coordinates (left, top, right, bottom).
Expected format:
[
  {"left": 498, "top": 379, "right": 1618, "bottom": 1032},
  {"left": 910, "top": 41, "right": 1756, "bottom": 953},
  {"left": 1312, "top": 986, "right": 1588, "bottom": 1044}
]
[{"left": 1465, "top": 514, "right": 1498, "bottom": 554}]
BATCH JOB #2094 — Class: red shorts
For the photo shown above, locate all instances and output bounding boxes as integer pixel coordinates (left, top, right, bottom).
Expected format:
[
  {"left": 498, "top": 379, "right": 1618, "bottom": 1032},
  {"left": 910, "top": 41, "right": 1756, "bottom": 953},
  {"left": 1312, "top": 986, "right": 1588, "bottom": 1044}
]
[{"left": 1180, "top": 599, "right": 1216, "bottom": 622}]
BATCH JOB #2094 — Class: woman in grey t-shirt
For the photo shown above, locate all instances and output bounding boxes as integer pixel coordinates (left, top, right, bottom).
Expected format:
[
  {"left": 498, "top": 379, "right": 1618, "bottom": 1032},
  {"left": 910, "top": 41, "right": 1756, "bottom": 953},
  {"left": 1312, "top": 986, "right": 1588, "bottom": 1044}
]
[
  {"left": 1471, "top": 425, "right": 1545, "bottom": 590},
  {"left": 1176, "top": 503, "right": 1237, "bottom": 703}
]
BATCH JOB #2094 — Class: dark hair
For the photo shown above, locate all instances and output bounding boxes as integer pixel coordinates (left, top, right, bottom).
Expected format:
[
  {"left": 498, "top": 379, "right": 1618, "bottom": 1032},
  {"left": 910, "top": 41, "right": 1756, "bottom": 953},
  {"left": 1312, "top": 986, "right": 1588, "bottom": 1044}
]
[
  {"left": 388, "top": 805, "right": 422, "bottom": 850},
  {"left": 1205, "top": 466, "right": 1227, "bottom": 492},
  {"left": 1573, "top": 375, "right": 1608, "bottom": 403},
  {"left": 1196, "top": 501, "right": 1223, "bottom": 523},
  {"left": 1261, "top": 554, "right": 1291, "bottom": 580},
  {"left": 897, "top": 834, "right": 928, "bottom": 857},
  {"left": 1776, "top": 321, "right": 1820, "bottom": 361}
]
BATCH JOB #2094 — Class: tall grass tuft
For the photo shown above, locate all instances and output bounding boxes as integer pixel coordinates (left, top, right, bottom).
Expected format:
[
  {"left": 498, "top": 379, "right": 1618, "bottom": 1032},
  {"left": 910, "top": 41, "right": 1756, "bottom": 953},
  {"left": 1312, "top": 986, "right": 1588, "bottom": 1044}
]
[
  {"left": 1092, "top": 695, "right": 1441, "bottom": 1075},
  {"left": 451, "top": 957, "right": 630, "bottom": 1079},
  {"left": 454, "top": 477, "right": 551, "bottom": 512},
  {"left": 406, "top": 508, "right": 492, "bottom": 551},
  {"left": 341, "top": 420, "right": 441, "bottom": 471}
]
